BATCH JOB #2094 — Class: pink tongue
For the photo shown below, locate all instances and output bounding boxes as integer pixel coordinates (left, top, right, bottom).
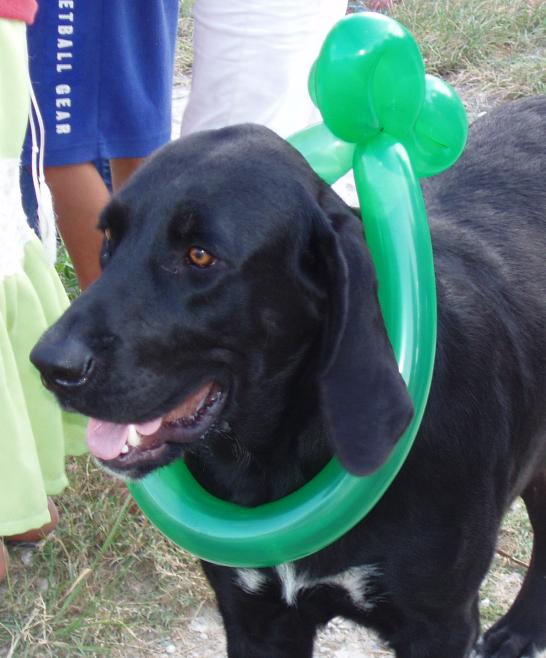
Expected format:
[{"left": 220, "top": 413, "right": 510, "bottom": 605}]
[
  {"left": 134, "top": 418, "right": 162, "bottom": 435},
  {"left": 87, "top": 419, "right": 130, "bottom": 460},
  {"left": 86, "top": 417, "right": 162, "bottom": 460}
]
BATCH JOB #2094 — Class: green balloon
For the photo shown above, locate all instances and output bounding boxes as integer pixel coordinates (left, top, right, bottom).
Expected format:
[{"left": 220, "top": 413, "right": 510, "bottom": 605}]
[
  {"left": 288, "top": 123, "right": 355, "bottom": 185},
  {"left": 129, "top": 12, "right": 467, "bottom": 567},
  {"left": 312, "top": 12, "right": 425, "bottom": 144},
  {"left": 404, "top": 75, "right": 468, "bottom": 178}
]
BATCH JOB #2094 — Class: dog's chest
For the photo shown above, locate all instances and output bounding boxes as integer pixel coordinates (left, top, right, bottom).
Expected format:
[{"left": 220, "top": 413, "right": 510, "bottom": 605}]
[{"left": 235, "top": 563, "right": 377, "bottom": 610}]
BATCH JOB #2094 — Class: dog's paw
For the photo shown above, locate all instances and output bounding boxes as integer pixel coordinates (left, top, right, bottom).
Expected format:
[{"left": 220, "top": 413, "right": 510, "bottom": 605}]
[
  {"left": 469, "top": 642, "right": 484, "bottom": 658},
  {"left": 473, "top": 625, "right": 546, "bottom": 658}
]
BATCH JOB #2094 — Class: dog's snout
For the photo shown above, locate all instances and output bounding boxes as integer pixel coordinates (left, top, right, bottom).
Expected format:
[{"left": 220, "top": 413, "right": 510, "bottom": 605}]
[{"left": 30, "top": 336, "right": 95, "bottom": 391}]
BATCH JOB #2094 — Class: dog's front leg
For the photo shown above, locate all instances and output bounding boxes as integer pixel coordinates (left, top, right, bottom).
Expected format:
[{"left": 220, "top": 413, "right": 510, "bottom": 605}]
[
  {"left": 202, "top": 563, "right": 317, "bottom": 658},
  {"left": 389, "top": 597, "right": 480, "bottom": 658},
  {"left": 477, "top": 470, "right": 546, "bottom": 658},
  {"left": 223, "top": 612, "right": 316, "bottom": 658}
]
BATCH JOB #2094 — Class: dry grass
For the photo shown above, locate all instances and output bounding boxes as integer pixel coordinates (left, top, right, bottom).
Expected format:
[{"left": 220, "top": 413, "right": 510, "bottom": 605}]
[
  {"left": 0, "top": 456, "right": 213, "bottom": 657},
  {"left": 392, "top": 0, "right": 546, "bottom": 95},
  {"left": 175, "top": 1, "right": 194, "bottom": 79},
  {"left": 4, "top": 0, "right": 544, "bottom": 655}
]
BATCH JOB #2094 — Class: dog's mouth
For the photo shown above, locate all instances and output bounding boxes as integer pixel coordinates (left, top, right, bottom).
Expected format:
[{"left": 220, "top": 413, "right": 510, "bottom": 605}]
[{"left": 86, "top": 380, "right": 224, "bottom": 469}]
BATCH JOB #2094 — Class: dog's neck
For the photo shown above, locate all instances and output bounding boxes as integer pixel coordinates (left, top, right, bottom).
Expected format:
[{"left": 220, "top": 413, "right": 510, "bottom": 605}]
[{"left": 184, "top": 393, "right": 331, "bottom": 507}]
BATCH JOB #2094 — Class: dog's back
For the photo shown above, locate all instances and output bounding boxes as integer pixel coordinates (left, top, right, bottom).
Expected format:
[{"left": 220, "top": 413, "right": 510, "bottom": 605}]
[
  {"left": 421, "top": 97, "right": 546, "bottom": 501},
  {"left": 427, "top": 96, "right": 545, "bottom": 305}
]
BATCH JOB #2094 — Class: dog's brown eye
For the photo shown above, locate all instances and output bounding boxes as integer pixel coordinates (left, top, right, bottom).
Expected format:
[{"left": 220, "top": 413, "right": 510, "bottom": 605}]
[
  {"left": 188, "top": 246, "right": 216, "bottom": 268},
  {"left": 100, "top": 227, "right": 114, "bottom": 268}
]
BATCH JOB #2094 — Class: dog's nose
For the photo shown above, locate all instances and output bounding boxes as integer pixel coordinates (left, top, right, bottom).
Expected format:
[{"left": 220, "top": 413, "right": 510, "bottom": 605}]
[{"left": 30, "top": 336, "right": 95, "bottom": 391}]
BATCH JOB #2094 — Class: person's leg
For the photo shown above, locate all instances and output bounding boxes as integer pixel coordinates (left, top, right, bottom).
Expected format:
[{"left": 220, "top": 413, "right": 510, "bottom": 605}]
[
  {"left": 0, "top": 540, "right": 8, "bottom": 582},
  {"left": 6, "top": 498, "right": 59, "bottom": 542},
  {"left": 1, "top": 498, "right": 60, "bottom": 582},
  {"left": 182, "top": 0, "right": 348, "bottom": 138},
  {"left": 46, "top": 157, "right": 145, "bottom": 291},
  {"left": 45, "top": 163, "right": 109, "bottom": 290},
  {"left": 110, "top": 157, "right": 145, "bottom": 193}
]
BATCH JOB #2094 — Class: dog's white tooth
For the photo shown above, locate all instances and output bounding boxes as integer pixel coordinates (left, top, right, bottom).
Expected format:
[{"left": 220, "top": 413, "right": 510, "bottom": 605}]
[
  {"left": 121, "top": 444, "right": 129, "bottom": 454},
  {"left": 127, "top": 425, "right": 142, "bottom": 447}
]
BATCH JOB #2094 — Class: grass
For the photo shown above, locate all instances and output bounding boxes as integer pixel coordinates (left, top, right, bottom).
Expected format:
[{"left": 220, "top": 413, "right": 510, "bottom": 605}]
[
  {"left": 175, "top": 0, "right": 195, "bottom": 77},
  {"left": 3, "top": 1, "right": 544, "bottom": 655},
  {"left": 1, "top": 459, "right": 213, "bottom": 657},
  {"left": 480, "top": 500, "right": 532, "bottom": 628},
  {"left": 392, "top": 0, "right": 546, "bottom": 98},
  {"left": 55, "top": 244, "right": 79, "bottom": 302}
]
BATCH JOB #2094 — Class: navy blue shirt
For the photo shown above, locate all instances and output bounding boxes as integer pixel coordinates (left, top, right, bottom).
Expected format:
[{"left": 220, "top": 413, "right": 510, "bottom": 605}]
[{"left": 22, "top": 0, "right": 179, "bottom": 166}]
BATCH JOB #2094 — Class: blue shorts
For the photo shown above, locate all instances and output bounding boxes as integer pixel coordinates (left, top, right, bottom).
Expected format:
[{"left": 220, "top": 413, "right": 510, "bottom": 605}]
[{"left": 22, "top": 0, "right": 179, "bottom": 166}]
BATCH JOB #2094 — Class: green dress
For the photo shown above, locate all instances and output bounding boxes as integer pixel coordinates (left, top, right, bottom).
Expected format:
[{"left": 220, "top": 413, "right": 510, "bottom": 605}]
[{"left": 0, "top": 18, "right": 86, "bottom": 537}]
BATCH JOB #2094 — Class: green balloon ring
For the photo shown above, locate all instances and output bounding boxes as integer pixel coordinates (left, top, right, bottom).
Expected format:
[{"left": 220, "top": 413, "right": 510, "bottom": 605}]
[{"left": 128, "top": 13, "right": 467, "bottom": 568}]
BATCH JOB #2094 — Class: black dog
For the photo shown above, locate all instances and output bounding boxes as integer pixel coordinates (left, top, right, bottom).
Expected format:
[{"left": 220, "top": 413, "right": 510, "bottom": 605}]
[{"left": 31, "top": 97, "right": 546, "bottom": 658}]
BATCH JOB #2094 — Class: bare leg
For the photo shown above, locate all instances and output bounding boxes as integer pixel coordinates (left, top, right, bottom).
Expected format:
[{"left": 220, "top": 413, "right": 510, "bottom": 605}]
[
  {"left": 46, "top": 158, "right": 145, "bottom": 290},
  {"left": 0, "top": 540, "right": 8, "bottom": 582},
  {"left": 110, "top": 157, "right": 145, "bottom": 192},
  {"left": 45, "top": 163, "right": 109, "bottom": 290}
]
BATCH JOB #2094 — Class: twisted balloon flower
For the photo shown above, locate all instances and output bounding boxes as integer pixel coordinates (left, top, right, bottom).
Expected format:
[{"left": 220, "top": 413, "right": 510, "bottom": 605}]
[
  {"left": 290, "top": 11, "right": 467, "bottom": 182},
  {"left": 129, "top": 13, "right": 468, "bottom": 568}
]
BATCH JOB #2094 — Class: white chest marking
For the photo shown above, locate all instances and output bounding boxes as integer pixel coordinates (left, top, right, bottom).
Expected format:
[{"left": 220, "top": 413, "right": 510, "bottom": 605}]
[
  {"left": 236, "top": 568, "right": 268, "bottom": 595},
  {"left": 236, "top": 563, "right": 378, "bottom": 610}
]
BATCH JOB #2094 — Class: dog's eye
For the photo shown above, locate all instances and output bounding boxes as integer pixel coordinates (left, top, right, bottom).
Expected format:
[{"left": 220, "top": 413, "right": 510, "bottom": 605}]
[
  {"left": 187, "top": 246, "right": 216, "bottom": 268},
  {"left": 100, "top": 228, "right": 114, "bottom": 268}
]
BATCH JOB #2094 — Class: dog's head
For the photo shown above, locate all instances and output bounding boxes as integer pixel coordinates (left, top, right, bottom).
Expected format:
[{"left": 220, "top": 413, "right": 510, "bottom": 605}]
[{"left": 31, "top": 124, "right": 412, "bottom": 480}]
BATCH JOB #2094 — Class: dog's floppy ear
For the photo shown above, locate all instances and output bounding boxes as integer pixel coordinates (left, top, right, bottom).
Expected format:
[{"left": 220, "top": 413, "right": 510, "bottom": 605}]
[{"left": 313, "top": 188, "right": 413, "bottom": 476}]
